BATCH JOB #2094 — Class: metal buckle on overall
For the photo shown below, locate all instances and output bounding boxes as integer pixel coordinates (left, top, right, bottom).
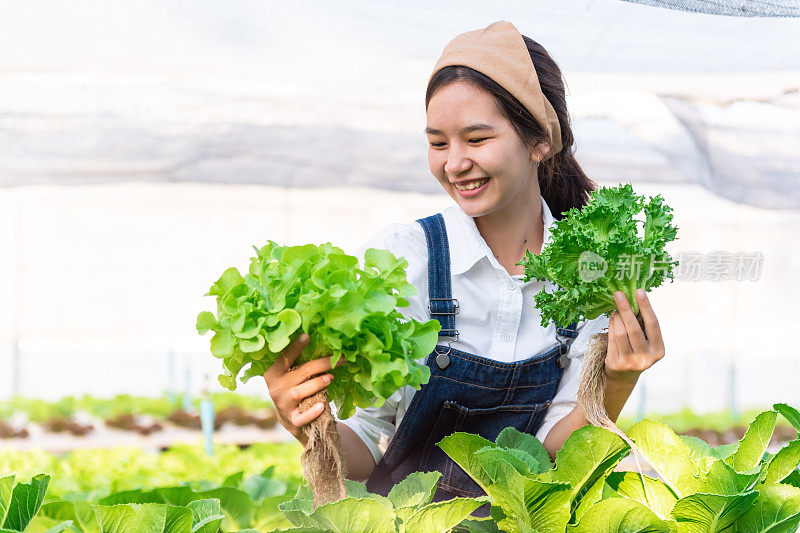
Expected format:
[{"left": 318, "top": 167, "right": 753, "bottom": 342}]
[
  {"left": 436, "top": 327, "right": 458, "bottom": 367},
  {"left": 428, "top": 298, "right": 459, "bottom": 370},
  {"left": 554, "top": 328, "right": 573, "bottom": 370},
  {"left": 434, "top": 337, "right": 457, "bottom": 369},
  {"left": 428, "top": 297, "right": 460, "bottom": 316}
]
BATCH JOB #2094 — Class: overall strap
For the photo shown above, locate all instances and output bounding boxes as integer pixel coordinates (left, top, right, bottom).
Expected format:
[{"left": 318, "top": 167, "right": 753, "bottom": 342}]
[
  {"left": 416, "top": 214, "right": 459, "bottom": 340},
  {"left": 556, "top": 323, "right": 578, "bottom": 341}
]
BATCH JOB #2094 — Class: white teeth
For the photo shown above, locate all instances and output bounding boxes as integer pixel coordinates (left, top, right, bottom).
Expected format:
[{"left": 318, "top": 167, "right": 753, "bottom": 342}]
[{"left": 455, "top": 178, "right": 489, "bottom": 191}]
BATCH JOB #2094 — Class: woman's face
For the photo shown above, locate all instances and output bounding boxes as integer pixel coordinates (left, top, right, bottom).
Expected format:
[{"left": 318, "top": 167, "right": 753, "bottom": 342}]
[{"left": 425, "top": 80, "right": 546, "bottom": 219}]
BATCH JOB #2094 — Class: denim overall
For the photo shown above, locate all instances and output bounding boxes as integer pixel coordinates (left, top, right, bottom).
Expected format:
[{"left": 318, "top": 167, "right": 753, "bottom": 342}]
[{"left": 366, "top": 213, "right": 577, "bottom": 507}]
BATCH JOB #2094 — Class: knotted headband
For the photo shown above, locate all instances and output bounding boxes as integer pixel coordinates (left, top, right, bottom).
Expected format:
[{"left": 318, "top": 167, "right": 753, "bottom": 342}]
[{"left": 429, "top": 20, "right": 563, "bottom": 160}]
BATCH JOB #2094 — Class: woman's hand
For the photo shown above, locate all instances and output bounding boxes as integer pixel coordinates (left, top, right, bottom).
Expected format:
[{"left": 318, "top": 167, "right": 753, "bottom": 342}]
[
  {"left": 604, "top": 289, "right": 665, "bottom": 386},
  {"left": 263, "top": 333, "right": 338, "bottom": 445}
]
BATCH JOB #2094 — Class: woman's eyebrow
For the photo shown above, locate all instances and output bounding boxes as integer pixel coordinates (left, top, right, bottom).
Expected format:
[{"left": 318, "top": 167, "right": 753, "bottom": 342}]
[{"left": 424, "top": 123, "right": 495, "bottom": 135}]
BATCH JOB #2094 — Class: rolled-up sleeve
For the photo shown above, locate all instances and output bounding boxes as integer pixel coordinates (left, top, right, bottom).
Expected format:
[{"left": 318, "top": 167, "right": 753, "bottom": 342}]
[
  {"left": 534, "top": 314, "right": 610, "bottom": 443},
  {"left": 338, "top": 389, "right": 403, "bottom": 466}
]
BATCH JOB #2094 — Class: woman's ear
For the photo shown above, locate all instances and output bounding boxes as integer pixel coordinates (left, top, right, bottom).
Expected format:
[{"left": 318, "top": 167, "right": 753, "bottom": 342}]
[{"left": 531, "top": 142, "right": 551, "bottom": 163}]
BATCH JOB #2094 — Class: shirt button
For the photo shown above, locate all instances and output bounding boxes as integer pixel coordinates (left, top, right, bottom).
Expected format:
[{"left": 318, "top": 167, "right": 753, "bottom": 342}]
[
  {"left": 502, "top": 333, "right": 511, "bottom": 342},
  {"left": 507, "top": 282, "right": 516, "bottom": 290}
]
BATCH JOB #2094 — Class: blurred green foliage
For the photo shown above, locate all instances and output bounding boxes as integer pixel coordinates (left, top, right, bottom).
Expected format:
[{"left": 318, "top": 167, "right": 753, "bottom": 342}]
[
  {"left": 0, "top": 442, "right": 301, "bottom": 502},
  {"left": 0, "top": 393, "right": 272, "bottom": 422},
  {"left": 617, "top": 407, "right": 796, "bottom": 433}
]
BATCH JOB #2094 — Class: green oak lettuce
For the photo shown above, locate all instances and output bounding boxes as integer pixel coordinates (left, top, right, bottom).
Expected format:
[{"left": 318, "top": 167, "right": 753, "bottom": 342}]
[
  {"left": 196, "top": 241, "right": 440, "bottom": 419},
  {"left": 519, "top": 183, "right": 678, "bottom": 326}
]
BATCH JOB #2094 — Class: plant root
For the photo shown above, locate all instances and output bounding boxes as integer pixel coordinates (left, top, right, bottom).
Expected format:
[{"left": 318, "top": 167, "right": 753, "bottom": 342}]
[{"left": 299, "top": 389, "right": 346, "bottom": 507}]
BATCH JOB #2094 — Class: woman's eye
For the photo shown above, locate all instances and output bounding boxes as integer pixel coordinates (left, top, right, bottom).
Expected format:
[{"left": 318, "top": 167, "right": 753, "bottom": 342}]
[{"left": 428, "top": 138, "right": 486, "bottom": 148}]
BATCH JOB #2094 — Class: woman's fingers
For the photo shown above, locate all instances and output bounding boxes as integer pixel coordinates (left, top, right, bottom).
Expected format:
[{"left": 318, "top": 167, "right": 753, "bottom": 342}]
[
  {"left": 605, "top": 313, "right": 620, "bottom": 358},
  {"left": 613, "top": 291, "right": 648, "bottom": 353},
  {"left": 286, "top": 355, "right": 341, "bottom": 387},
  {"left": 605, "top": 312, "right": 633, "bottom": 378},
  {"left": 270, "top": 371, "right": 332, "bottom": 435},
  {"left": 636, "top": 289, "right": 665, "bottom": 356},
  {"left": 290, "top": 402, "right": 326, "bottom": 427},
  {"left": 288, "top": 373, "right": 333, "bottom": 404},
  {"left": 259, "top": 331, "right": 346, "bottom": 442},
  {"left": 265, "top": 333, "right": 310, "bottom": 380},
  {"left": 610, "top": 311, "right": 634, "bottom": 357},
  {"left": 606, "top": 291, "right": 666, "bottom": 382}
]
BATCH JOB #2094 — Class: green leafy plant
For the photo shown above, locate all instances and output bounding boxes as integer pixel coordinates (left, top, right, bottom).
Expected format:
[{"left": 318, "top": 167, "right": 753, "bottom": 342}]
[
  {"left": 9, "top": 397, "right": 78, "bottom": 423},
  {"left": 279, "top": 472, "right": 486, "bottom": 533},
  {"left": 0, "top": 467, "right": 298, "bottom": 533},
  {"left": 95, "top": 470, "right": 284, "bottom": 532},
  {"left": 0, "top": 442, "right": 302, "bottom": 502},
  {"left": 1, "top": 474, "right": 52, "bottom": 532},
  {"left": 439, "top": 426, "right": 634, "bottom": 533},
  {"left": 614, "top": 403, "right": 800, "bottom": 532},
  {"left": 197, "top": 242, "right": 440, "bottom": 506},
  {"left": 519, "top": 183, "right": 678, "bottom": 327},
  {"left": 437, "top": 405, "right": 800, "bottom": 532},
  {"left": 3, "top": 405, "right": 800, "bottom": 532},
  {"left": 197, "top": 242, "right": 438, "bottom": 419}
]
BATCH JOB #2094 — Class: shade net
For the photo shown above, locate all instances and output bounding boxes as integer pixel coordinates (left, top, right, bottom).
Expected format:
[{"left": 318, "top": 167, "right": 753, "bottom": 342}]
[{"left": 622, "top": 0, "right": 800, "bottom": 16}]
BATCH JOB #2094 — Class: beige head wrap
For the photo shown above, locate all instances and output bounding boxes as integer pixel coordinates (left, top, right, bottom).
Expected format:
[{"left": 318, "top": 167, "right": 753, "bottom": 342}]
[{"left": 429, "top": 21, "right": 563, "bottom": 160}]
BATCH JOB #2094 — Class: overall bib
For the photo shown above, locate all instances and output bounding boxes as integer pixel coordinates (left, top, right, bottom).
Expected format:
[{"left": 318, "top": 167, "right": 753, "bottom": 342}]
[{"left": 366, "top": 214, "right": 577, "bottom": 508}]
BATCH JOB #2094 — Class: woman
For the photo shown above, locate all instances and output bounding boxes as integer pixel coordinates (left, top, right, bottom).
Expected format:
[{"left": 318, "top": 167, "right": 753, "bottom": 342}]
[{"left": 264, "top": 21, "right": 665, "bottom": 503}]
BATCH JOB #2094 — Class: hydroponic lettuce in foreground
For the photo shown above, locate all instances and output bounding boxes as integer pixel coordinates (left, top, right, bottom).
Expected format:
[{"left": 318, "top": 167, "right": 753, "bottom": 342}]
[
  {"left": 438, "top": 404, "right": 800, "bottom": 533},
  {"left": 3, "top": 405, "right": 799, "bottom": 532},
  {"left": 196, "top": 241, "right": 440, "bottom": 420}
]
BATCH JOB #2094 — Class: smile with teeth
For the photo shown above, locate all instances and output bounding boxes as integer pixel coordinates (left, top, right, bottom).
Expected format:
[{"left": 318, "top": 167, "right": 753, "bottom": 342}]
[{"left": 454, "top": 178, "right": 490, "bottom": 191}]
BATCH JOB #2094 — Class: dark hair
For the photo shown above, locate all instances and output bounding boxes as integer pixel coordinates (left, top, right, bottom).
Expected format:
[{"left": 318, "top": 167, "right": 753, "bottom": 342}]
[{"left": 425, "top": 36, "right": 595, "bottom": 220}]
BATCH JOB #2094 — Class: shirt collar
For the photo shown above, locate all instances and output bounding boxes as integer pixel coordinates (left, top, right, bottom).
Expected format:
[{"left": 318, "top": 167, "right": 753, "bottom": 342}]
[{"left": 444, "top": 196, "right": 556, "bottom": 276}]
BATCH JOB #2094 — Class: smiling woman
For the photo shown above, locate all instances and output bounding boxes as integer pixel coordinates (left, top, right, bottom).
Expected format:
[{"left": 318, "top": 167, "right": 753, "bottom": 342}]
[{"left": 264, "top": 20, "right": 667, "bottom": 511}]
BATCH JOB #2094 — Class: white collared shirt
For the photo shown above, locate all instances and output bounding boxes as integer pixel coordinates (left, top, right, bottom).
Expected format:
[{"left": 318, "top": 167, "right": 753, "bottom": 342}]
[{"left": 338, "top": 197, "right": 610, "bottom": 465}]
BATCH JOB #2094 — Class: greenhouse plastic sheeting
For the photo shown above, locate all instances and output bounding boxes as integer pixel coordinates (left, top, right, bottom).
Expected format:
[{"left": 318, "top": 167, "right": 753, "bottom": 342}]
[
  {"left": 622, "top": 0, "right": 800, "bottom": 17},
  {"left": 1, "top": 1, "right": 799, "bottom": 210}
]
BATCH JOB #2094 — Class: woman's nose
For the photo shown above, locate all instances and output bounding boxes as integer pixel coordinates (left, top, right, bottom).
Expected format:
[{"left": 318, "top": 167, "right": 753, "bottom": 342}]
[{"left": 444, "top": 144, "right": 472, "bottom": 176}]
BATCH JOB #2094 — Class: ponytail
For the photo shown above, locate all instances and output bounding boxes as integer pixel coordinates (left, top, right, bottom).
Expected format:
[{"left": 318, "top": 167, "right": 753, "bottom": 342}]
[
  {"left": 539, "top": 146, "right": 595, "bottom": 220},
  {"left": 526, "top": 36, "right": 595, "bottom": 219}
]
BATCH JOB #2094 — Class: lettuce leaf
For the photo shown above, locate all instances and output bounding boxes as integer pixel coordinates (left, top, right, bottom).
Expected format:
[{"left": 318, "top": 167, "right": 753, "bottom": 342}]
[
  {"left": 519, "top": 183, "right": 678, "bottom": 326},
  {"left": 198, "top": 242, "right": 440, "bottom": 419}
]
